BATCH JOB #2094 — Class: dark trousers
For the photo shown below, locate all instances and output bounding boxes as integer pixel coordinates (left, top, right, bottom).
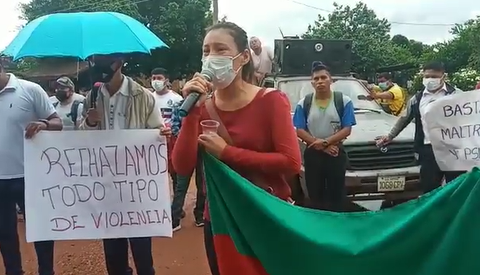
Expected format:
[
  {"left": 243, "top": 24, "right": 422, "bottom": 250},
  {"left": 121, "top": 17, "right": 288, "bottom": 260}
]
[
  {"left": 419, "top": 145, "right": 465, "bottom": 193},
  {"left": 304, "top": 147, "right": 347, "bottom": 211},
  {"left": 171, "top": 154, "right": 206, "bottom": 225},
  {"left": 204, "top": 221, "right": 220, "bottom": 275},
  {"left": 168, "top": 136, "right": 178, "bottom": 190},
  {"left": 103, "top": 237, "right": 154, "bottom": 275},
  {"left": 170, "top": 172, "right": 178, "bottom": 191},
  {"left": 0, "top": 178, "right": 55, "bottom": 275}
]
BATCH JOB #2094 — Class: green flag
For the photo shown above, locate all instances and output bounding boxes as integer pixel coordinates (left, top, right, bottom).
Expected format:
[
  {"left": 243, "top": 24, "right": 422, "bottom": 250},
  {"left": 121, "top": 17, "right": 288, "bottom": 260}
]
[{"left": 204, "top": 153, "right": 480, "bottom": 275}]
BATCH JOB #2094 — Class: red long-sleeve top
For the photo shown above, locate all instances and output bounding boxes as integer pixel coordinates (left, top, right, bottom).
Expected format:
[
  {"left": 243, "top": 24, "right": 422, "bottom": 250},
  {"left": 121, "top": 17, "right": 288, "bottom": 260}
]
[{"left": 172, "top": 89, "right": 301, "bottom": 219}]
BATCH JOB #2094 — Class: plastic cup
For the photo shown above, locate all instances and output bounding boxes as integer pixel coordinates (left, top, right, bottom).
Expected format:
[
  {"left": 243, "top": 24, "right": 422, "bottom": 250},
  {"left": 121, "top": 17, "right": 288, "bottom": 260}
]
[{"left": 200, "top": 120, "right": 220, "bottom": 135}]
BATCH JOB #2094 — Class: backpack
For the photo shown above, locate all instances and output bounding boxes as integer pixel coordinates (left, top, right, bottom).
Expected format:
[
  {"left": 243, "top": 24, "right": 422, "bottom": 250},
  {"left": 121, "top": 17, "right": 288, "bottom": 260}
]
[
  {"left": 302, "top": 91, "right": 344, "bottom": 123},
  {"left": 53, "top": 100, "right": 82, "bottom": 127}
]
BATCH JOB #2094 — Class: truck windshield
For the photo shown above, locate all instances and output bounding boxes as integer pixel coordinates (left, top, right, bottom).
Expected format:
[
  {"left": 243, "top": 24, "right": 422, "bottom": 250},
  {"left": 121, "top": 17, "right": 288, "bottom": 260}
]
[{"left": 278, "top": 79, "right": 383, "bottom": 112}]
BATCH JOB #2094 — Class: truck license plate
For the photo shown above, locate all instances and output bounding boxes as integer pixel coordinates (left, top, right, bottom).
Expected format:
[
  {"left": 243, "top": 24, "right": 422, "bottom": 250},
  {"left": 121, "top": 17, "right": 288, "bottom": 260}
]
[{"left": 377, "top": 176, "right": 406, "bottom": 192}]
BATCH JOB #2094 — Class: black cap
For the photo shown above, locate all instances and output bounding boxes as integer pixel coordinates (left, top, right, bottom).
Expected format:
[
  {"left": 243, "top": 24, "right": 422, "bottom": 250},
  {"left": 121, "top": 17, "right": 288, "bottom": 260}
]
[{"left": 311, "top": 61, "right": 329, "bottom": 73}]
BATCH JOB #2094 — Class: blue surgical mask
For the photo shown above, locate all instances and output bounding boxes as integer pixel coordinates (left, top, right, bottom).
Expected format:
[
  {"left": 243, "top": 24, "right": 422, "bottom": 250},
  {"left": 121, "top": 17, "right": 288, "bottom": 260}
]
[{"left": 201, "top": 53, "right": 242, "bottom": 89}]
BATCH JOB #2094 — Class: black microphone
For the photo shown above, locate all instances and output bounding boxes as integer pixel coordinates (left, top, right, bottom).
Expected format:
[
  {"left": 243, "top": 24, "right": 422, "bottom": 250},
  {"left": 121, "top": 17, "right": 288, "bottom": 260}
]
[{"left": 178, "top": 70, "right": 214, "bottom": 117}]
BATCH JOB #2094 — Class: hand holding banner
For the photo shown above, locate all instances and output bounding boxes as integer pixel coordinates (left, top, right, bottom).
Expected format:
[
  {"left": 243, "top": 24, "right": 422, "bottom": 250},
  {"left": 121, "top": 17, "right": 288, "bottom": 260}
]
[
  {"left": 424, "top": 90, "right": 480, "bottom": 171},
  {"left": 24, "top": 130, "right": 172, "bottom": 242}
]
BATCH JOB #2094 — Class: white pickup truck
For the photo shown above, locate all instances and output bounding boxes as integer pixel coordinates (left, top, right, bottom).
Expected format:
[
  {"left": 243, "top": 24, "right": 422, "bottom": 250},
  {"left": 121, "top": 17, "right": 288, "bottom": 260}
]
[{"left": 262, "top": 74, "right": 422, "bottom": 210}]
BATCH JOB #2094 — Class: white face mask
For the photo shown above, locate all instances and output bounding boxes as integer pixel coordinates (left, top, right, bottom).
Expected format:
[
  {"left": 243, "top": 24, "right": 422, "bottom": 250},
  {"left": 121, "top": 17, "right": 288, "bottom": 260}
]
[
  {"left": 423, "top": 77, "right": 442, "bottom": 91},
  {"left": 151, "top": 80, "right": 165, "bottom": 91},
  {"left": 201, "top": 53, "right": 242, "bottom": 89}
]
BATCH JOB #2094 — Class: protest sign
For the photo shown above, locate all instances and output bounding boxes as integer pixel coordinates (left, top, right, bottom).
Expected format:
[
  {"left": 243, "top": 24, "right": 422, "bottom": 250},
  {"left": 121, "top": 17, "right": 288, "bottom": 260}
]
[
  {"left": 24, "top": 130, "right": 171, "bottom": 242},
  {"left": 424, "top": 90, "right": 480, "bottom": 171}
]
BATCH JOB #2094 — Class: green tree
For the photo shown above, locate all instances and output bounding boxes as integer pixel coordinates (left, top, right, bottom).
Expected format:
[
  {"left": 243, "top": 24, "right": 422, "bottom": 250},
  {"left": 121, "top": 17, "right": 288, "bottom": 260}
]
[
  {"left": 419, "top": 17, "right": 480, "bottom": 73},
  {"left": 303, "top": 2, "right": 414, "bottom": 77},
  {"left": 19, "top": 0, "right": 212, "bottom": 77},
  {"left": 20, "top": 0, "right": 141, "bottom": 21},
  {"left": 391, "top": 34, "right": 409, "bottom": 47},
  {"left": 449, "top": 18, "right": 480, "bottom": 71},
  {"left": 391, "top": 34, "right": 426, "bottom": 58},
  {"left": 449, "top": 68, "right": 480, "bottom": 90},
  {"left": 136, "top": 0, "right": 212, "bottom": 76}
]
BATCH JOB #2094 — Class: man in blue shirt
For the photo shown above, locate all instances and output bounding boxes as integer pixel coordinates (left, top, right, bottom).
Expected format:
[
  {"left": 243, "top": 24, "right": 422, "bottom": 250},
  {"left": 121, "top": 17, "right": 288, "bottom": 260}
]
[{"left": 293, "top": 61, "right": 356, "bottom": 211}]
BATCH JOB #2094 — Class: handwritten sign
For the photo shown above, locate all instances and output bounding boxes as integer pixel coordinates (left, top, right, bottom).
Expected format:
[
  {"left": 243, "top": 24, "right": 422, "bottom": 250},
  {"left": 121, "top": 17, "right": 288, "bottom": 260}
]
[
  {"left": 24, "top": 130, "right": 172, "bottom": 242},
  {"left": 424, "top": 90, "right": 480, "bottom": 171}
]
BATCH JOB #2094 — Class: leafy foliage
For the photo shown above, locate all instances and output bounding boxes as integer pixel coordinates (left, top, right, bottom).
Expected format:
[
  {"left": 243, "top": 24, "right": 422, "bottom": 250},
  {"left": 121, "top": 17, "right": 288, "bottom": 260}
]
[
  {"left": 19, "top": 0, "right": 212, "bottom": 77},
  {"left": 391, "top": 34, "right": 425, "bottom": 58},
  {"left": 423, "top": 17, "right": 480, "bottom": 74},
  {"left": 303, "top": 2, "right": 416, "bottom": 77},
  {"left": 17, "top": 0, "right": 480, "bottom": 87},
  {"left": 20, "top": 0, "right": 141, "bottom": 21},
  {"left": 302, "top": 1, "right": 480, "bottom": 88},
  {"left": 449, "top": 68, "right": 480, "bottom": 90}
]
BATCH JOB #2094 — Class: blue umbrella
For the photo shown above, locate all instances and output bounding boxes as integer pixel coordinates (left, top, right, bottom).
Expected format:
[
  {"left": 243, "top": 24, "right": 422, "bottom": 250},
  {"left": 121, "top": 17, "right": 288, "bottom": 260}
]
[{"left": 2, "top": 12, "right": 168, "bottom": 60}]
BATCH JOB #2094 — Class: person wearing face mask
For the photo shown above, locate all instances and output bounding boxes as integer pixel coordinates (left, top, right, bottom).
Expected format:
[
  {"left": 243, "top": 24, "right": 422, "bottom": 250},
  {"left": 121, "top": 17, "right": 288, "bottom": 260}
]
[
  {"left": 52, "top": 76, "right": 84, "bottom": 130},
  {"left": 150, "top": 67, "right": 190, "bottom": 230},
  {"left": 49, "top": 80, "right": 85, "bottom": 104},
  {"left": 172, "top": 22, "right": 301, "bottom": 275},
  {"left": 79, "top": 54, "right": 171, "bottom": 275},
  {"left": 151, "top": 68, "right": 183, "bottom": 125},
  {"left": 367, "top": 72, "right": 405, "bottom": 116},
  {"left": 376, "top": 61, "right": 464, "bottom": 194}
]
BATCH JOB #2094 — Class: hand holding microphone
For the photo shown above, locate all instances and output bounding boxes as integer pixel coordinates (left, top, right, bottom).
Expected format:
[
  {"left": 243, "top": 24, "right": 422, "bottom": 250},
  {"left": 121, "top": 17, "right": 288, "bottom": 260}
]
[{"left": 178, "top": 70, "right": 214, "bottom": 117}]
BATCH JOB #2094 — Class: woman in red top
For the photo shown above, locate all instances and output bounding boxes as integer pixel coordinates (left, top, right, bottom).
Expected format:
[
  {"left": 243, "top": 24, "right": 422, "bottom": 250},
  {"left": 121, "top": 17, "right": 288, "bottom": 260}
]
[{"left": 172, "top": 22, "right": 301, "bottom": 275}]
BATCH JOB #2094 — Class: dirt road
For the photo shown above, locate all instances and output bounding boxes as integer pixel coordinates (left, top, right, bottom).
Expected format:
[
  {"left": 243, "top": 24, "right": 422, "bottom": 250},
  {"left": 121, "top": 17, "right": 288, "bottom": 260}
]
[{"left": 0, "top": 185, "right": 211, "bottom": 275}]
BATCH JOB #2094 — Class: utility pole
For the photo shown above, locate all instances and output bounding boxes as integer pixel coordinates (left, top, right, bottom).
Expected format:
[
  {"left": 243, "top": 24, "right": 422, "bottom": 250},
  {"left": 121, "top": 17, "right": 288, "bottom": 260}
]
[{"left": 212, "top": 0, "right": 219, "bottom": 24}]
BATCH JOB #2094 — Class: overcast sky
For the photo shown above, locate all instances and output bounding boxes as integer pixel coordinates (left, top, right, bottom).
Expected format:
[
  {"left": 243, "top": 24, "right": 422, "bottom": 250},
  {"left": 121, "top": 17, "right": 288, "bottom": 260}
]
[{"left": 1, "top": 0, "right": 479, "bottom": 51}]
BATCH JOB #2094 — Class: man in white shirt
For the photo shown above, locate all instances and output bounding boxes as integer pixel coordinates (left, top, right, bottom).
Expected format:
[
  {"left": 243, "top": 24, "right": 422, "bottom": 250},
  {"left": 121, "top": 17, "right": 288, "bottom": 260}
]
[
  {"left": 150, "top": 68, "right": 184, "bottom": 226},
  {"left": 80, "top": 55, "right": 171, "bottom": 275},
  {"left": 150, "top": 68, "right": 202, "bottom": 231},
  {"left": 250, "top": 36, "right": 274, "bottom": 84},
  {"left": 0, "top": 62, "right": 63, "bottom": 275},
  {"left": 151, "top": 68, "right": 183, "bottom": 125},
  {"left": 52, "top": 76, "right": 84, "bottom": 130}
]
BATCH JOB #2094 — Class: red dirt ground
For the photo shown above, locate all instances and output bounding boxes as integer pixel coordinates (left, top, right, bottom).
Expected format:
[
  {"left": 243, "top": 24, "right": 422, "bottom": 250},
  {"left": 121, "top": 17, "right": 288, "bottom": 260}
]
[{"left": 0, "top": 184, "right": 211, "bottom": 275}]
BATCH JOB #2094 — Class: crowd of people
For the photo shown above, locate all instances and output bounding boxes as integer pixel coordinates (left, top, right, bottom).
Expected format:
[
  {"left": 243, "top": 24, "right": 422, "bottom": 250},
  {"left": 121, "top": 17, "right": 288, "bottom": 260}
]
[{"left": 0, "top": 19, "right": 469, "bottom": 275}]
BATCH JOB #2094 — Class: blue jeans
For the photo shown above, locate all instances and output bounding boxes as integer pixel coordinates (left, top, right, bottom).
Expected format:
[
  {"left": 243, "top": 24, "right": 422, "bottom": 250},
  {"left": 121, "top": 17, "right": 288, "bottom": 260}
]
[
  {"left": 171, "top": 155, "right": 206, "bottom": 225},
  {"left": 0, "top": 178, "right": 55, "bottom": 275}
]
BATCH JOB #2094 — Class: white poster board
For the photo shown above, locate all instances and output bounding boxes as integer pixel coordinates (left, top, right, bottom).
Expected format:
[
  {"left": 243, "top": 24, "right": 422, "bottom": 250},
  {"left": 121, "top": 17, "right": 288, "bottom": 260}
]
[
  {"left": 424, "top": 90, "right": 480, "bottom": 171},
  {"left": 24, "top": 130, "right": 172, "bottom": 242}
]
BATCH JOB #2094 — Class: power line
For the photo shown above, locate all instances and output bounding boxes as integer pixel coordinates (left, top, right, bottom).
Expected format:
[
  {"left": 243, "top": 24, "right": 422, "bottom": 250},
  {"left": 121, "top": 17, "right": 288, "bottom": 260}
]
[
  {"left": 289, "top": 0, "right": 457, "bottom": 27},
  {"left": 21, "top": 0, "right": 458, "bottom": 27}
]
